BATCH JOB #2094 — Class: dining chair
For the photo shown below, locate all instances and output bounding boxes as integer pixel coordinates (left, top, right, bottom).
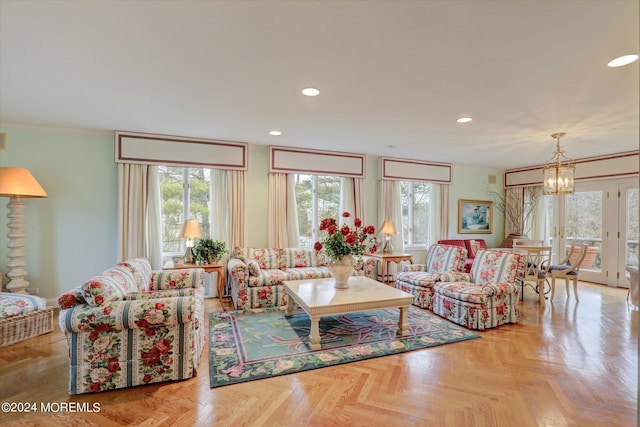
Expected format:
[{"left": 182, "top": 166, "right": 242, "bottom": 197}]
[
  {"left": 514, "top": 245, "right": 552, "bottom": 302},
  {"left": 548, "top": 243, "right": 588, "bottom": 302}
]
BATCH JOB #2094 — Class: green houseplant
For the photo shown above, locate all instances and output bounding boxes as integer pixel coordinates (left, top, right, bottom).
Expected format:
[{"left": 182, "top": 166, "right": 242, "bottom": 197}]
[{"left": 193, "top": 238, "right": 228, "bottom": 264}]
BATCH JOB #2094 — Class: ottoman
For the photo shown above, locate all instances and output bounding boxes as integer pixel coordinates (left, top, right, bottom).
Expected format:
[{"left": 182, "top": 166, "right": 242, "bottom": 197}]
[{"left": 0, "top": 292, "right": 54, "bottom": 347}]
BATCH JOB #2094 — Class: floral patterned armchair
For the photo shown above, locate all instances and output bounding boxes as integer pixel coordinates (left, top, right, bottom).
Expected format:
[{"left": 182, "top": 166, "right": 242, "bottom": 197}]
[
  {"left": 395, "top": 244, "right": 468, "bottom": 310},
  {"left": 57, "top": 258, "right": 205, "bottom": 394},
  {"left": 432, "top": 249, "right": 526, "bottom": 330}
]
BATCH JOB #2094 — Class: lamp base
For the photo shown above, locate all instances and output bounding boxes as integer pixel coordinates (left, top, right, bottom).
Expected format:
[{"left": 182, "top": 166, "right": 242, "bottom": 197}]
[
  {"left": 382, "top": 241, "right": 394, "bottom": 253},
  {"left": 4, "top": 196, "right": 30, "bottom": 294},
  {"left": 184, "top": 247, "right": 195, "bottom": 264}
]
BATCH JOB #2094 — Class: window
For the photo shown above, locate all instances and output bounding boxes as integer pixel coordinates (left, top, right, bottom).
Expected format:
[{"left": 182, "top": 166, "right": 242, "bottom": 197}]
[
  {"left": 159, "top": 166, "right": 211, "bottom": 254},
  {"left": 400, "top": 181, "right": 432, "bottom": 246},
  {"left": 294, "top": 174, "right": 341, "bottom": 248}
]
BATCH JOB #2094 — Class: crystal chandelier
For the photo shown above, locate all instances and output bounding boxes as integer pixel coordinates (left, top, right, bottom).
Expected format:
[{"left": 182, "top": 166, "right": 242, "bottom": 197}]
[{"left": 543, "top": 132, "right": 575, "bottom": 195}]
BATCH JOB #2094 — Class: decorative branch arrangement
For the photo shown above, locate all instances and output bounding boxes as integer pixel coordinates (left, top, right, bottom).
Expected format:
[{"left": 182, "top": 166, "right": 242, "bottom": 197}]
[{"left": 486, "top": 188, "right": 540, "bottom": 236}]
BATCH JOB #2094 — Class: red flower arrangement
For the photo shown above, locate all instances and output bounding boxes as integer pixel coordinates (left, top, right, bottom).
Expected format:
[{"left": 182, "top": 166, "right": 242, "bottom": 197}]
[{"left": 313, "top": 212, "right": 377, "bottom": 259}]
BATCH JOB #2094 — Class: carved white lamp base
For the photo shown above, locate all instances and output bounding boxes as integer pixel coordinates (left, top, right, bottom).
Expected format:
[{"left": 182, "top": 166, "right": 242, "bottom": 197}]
[{"left": 5, "top": 196, "right": 30, "bottom": 294}]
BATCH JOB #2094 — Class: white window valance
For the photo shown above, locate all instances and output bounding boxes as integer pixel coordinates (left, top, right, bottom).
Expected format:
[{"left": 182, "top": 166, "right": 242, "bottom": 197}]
[
  {"left": 380, "top": 157, "right": 452, "bottom": 184},
  {"left": 269, "top": 146, "right": 365, "bottom": 178},
  {"left": 115, "top": 131, "right": 248, "bottom": 170},
  {"left": 504, "top": 150, "right": 639, "bottom": 188}
]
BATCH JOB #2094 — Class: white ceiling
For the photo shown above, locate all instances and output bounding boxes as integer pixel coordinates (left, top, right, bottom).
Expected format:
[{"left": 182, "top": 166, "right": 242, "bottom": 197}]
[{"left": 1, "top": 0, "right": 638, "bottom": 169}]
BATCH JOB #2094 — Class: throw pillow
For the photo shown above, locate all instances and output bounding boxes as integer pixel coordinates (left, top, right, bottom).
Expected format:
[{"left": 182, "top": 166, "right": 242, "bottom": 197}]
[
  {"left": 247, "top": 259, "right": 261, "bottom": 276},
  {"left": 82, "top": 269, "right": 131, "bottom": 306}
]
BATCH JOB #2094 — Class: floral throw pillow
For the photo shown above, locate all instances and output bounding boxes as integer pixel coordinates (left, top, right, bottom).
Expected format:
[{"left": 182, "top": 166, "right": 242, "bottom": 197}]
[
  {"left": 82, "top": 269, "right": 133, "bottom": 306},
  {"left": 247, "top": 259, "right": 261, "bottom": 276}
]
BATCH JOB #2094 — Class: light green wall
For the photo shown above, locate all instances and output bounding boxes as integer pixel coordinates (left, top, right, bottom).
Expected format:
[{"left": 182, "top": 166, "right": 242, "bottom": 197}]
[
  {"left": 0, "top": 127, "right": 117, "bottom": 299},
  {"left": 449, "top": 165, "right": 505, "bottom": 248},
  {"left": 0, "top": 127, "right": 506, "bottom": 299}
]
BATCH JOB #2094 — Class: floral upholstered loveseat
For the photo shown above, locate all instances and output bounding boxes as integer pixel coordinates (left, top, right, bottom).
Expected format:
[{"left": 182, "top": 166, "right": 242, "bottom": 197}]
[
  {"left": 432, "top": 249, "right": 526, "bottom": 330},
  {"left": 228, "top": 247, "right": 377, "bottom": 310},
  {"left": 57, "top": 258, "right": 205, "bottom": 394},
  {"left": 395, "top": 244, "right": 468, "bottom": 311}
]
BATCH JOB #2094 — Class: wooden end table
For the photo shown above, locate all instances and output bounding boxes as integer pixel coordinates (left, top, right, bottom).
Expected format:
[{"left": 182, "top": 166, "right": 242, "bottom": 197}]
[
  {"left": 163, "top": 261, "right": 225, "bottom": 301},
  {"left": 364, "top": 252, "right": 414, "bottom": 285}
]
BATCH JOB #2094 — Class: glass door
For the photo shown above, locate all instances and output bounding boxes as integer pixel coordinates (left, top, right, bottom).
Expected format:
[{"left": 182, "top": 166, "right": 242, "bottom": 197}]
[
  {"left": 561, "top": 183, "right": 607, "bottom": 284},
  {"left": 548, "top": 178, "right": 638, "bottom": 287},
  {"left": 618, "top": 181, "right": 639, "bottom": 288}
]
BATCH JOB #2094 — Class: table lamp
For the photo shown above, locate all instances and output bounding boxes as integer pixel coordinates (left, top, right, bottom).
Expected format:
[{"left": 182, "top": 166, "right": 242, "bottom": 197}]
[
  {"left": 379, "top": 219, "right": 398, "bottom": 253},
  {"left": 180, "top": 219, "right": 202, "bottom": 263},
  {"left": 0, "top": 167, "right": 48, "bottom": 294}
]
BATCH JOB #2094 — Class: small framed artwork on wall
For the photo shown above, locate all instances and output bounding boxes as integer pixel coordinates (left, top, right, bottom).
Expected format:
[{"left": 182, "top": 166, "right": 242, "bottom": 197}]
[{"left": 458, "top": 199, "right": 493, "bottom": 234}]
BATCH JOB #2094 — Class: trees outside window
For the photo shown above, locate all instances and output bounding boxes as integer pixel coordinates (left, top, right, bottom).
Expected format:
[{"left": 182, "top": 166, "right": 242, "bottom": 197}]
[
  {"left": 401, "top": 181, "right": 432, "bottom": 246},
  {"left": 295, "top": 174, "right": 340, "bottom": 248},
  {"left": 159, "top": 167, "right": 211, "bottom": 254}
]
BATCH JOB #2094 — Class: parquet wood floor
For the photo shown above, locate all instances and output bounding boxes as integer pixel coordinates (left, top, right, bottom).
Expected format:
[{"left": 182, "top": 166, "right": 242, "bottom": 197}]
[{"left": 0, "top": 282, "right": 636, "bottom": 426}]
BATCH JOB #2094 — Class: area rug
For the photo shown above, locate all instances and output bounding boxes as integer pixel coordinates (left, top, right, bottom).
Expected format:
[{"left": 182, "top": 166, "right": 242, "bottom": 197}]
[{"left": 209, "top": 306, "right": 480, "bottom": 388}]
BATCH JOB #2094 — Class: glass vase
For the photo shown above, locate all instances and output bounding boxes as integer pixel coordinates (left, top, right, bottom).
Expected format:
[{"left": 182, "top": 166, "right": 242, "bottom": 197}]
[{"left": 328, "top": 255, "right": 354, "bottom": 289}]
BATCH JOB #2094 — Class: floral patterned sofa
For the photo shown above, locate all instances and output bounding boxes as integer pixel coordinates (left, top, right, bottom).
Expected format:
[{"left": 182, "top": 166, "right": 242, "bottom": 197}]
[
  {"left": 395, "top": 244, "right": 468, "bottom": 311},
  {"left": 57, "top": 258, "right": 205, "bottom": 394},
  {"left": 432, "top": 249, "right": 526, "bottom": 330},
  {"left": 0, "top": 292, "right": 54, "bottom": 347},
  {"left": 227, "top": 247, "right": 377, "bottom": 310}
]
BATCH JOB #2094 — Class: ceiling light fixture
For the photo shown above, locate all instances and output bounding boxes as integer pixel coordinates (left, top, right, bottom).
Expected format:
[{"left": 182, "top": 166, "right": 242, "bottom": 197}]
[
  {"left": 607, "top": 54, "right": 639, "bottom": 68},
  {"left": 301, "top": 87, "right": 320, "bottom": 96},
  {"left": 457, "top": 117, "right": 472, "bottom": 123},
  {"left": 269, "top": 131, "right": 282, "bottom": 136},
  {"left": 542, "top": 132, "right": 575, "bottom": 195}
]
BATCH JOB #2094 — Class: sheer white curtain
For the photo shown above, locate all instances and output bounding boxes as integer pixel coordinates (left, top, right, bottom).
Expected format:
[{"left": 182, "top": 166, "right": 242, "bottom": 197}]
[
  {"left": 267, "top": 173, "right": 299, "bottom": 247},
  {"left": 339, "top": 178, "right": 355, "bottom": 220},
  {"left": 117, "top": 163, "right": 162, "bottom": 269},
  {"left": 525, "top": 186, "right": 548, "bottom": 243},
  {"left": 377, "top": 179, "right": 404, "bottom": 252},
  {"left": 339, "top": 177, "right": 366, "bottom": 225},
  {"left": 210, "top": 169, "right": 229, "bottom": 244},
  {"left": 228, "top": 170, "right": 247, "bottom": 248},
  {"left": 146, "top": 167, "right": 162, "bottom": 269},
  {"left": 430, "top": 184, "right": 449, "bottom": 243}
]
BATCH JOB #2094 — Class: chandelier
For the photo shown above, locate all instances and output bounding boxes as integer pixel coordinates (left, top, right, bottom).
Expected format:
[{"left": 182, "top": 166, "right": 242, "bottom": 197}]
[{"left": 543, "top": 132, "right": 575, "bottom": 195}]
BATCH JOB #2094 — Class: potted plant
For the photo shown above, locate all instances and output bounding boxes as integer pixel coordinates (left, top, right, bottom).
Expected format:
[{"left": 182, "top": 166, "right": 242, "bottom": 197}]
[{"left": 193, "top": 238, "right": 228, "bottom": 264}]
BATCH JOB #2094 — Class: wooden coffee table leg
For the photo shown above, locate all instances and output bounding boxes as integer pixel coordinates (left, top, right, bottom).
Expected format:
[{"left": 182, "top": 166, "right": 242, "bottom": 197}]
[
  {"left": 309, "top": 316, "right": 321, "bottom": 350},
  {"left": 398, "top": 306, "right": 410, "bottom": 336}
]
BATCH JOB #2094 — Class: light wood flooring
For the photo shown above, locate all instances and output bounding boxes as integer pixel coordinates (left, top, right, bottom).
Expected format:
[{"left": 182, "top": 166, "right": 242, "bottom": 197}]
[{"left": 0, "top": 282, "right": 637, "bottom": 427}]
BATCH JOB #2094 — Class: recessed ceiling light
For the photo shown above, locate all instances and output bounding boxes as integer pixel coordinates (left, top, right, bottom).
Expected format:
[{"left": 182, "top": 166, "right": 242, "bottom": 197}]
[
  {"left": 269, "top": 130, "right": 282, "bottom": 136},
  {"left": 301, "top": 87, "right": 320, "bottom": 96},
  {"left": 607, "top": 54, "right": 639, "bottom": 67},
  {"left": 457, "top": 117, "right": 472, "bottom": 123}
]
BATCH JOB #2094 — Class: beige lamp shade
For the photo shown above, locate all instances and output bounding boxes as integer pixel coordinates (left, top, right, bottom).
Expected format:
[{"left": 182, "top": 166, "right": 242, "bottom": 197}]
[
  {"left": 0, "top": 167, "right": 48, "bottom": 198},
  {"left": 180, "top": 219, "right": 203, "bottom": 239},
  {"left": 379, "top": 219, "right": 398, "bottom": 235}
]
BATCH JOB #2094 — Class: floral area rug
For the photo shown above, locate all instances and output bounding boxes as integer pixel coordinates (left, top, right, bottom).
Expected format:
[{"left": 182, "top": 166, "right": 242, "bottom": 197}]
[{"left": 209, "top": 306, "right": 480, "bottom": 387}]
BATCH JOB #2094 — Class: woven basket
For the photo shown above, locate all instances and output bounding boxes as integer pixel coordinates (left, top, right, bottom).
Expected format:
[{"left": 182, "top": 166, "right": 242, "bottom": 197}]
[{"left": 0, "top": 307, "right": 54, "bottom": 347}]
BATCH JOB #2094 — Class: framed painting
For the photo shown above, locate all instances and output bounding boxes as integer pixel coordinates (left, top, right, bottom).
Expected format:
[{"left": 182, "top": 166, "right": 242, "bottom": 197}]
[{"left": 458, "top": 199, "right": 493, "bottom": 234}]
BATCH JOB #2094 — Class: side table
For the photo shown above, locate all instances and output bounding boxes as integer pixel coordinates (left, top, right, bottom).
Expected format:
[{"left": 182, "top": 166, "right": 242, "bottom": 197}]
[
  {"left": 163, "top": 262, "right": 226, "bottom": 301},
  {"left": 364, "top": 252, "right": 414, "bottom": 285}
]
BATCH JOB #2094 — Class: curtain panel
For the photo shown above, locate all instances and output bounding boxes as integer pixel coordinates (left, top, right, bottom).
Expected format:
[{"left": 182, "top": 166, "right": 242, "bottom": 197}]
[
  {"left": 117, "top": 164, "right": 162, "bottom": 269},
  {"left": 267, "top": 173, "right": 299, "bottom": 247}
]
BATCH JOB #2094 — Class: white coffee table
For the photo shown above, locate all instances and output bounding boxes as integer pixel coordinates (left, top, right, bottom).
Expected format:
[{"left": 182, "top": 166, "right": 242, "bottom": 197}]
[{"left": 283, "top": 276, "right": 415, "bottom": 350}]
